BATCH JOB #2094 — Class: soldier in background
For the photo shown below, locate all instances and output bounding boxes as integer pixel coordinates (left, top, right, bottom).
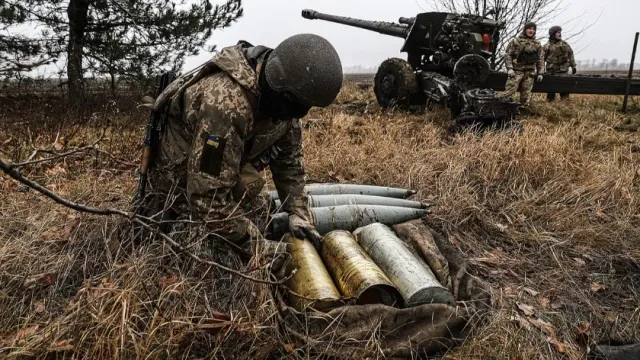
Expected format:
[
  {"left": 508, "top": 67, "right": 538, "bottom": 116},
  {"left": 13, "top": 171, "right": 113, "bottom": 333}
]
[
  {"left": 140, "top": 34, "right": 343, "bottom": 249},
  {"left": 503, "top": 22, "right": 544, "bottom": 107},
  {"left": 543, "top": 26, "right": 577, "bottom": 101}
]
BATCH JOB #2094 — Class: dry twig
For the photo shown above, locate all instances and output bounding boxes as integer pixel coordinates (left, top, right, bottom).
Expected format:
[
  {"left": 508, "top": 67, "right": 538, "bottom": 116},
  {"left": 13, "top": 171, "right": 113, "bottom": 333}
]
[{"left": 0, "top": 156, "right": 284, "bottom": 285}]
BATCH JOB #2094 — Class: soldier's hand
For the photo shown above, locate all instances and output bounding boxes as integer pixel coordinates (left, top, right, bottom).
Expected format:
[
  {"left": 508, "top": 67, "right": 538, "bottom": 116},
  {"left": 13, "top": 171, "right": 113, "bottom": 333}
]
[
  {"left": 246, "top": 221, "right": 263, "bottom": 240},
  {"left": 507, "top": 69, "right": 515, "bottom": 77},
  {"left": 572, "top": 67, "right": 577, "bottom": 75},
  {"left": 536, "top": 74, "right": 543, "bottom": 82},
  {"left": 289, "top": 213, "right": 322, "bottom": 249}
]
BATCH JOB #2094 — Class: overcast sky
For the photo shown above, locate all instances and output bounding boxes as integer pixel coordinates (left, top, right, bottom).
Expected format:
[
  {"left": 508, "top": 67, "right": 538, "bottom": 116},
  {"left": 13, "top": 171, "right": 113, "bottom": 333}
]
[{"left": 183, "top": 0, "right": 639, "bottom": 71}]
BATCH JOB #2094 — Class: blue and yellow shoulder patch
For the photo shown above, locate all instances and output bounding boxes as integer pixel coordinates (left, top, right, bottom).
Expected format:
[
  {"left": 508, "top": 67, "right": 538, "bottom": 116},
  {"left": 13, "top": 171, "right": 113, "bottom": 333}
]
[
  {"left": 206, "top": 135, "right": 221, "bottom": 148},
  {"left": 200, "top": 134, "right": 226, "bottom": 176}
]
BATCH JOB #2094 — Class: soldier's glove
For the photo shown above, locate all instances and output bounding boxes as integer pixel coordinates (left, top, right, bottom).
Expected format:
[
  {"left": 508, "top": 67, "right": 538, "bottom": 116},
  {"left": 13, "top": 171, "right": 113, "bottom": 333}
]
[
  {"left": 289, "top": 213, "right": 323, "bottom": 249},
  {"left": 507, "top": 69, "right": 515, "bottom": 77},
  {"left": 537, "top": 74, "right": 544, "bottom": 82},
  {"left": 572, "top": 67, "right": 577, "bottom": 75}
]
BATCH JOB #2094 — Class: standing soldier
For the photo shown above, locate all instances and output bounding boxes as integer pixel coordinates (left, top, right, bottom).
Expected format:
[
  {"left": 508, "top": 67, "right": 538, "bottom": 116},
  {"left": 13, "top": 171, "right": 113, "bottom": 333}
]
[
  {"left": 543, "top": 26, "right": 577, "bottom": 101},
  {"left": 137, "top": 34, "right": 344, "bottom": 249},
  {"left": 503, "top": 22, "right": 544, "bottom": 107}
]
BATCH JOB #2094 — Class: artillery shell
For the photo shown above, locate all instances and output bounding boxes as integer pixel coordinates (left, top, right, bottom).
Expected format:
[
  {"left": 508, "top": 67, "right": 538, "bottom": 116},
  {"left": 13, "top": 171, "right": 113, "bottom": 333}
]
[
  {"left": 284, "top": 235, "right": 342, "bottom": 312},
  {"left": 354, "top": 223, "right": 454, "bottom": 306},
  {"left": 312, "top": 205, "right": 426, "bottom": 234},
  {"left": 273, "top": 194, "right": 427, "bottom": 209},
  {"left": 268, "top": 205, "right": 427, "bottom": 239},
  {"left": 268, "top": 183, "right": 416, "bottom": 201},
  {"left": 321, "top": 230, "right": 402, "bottom": 306}
]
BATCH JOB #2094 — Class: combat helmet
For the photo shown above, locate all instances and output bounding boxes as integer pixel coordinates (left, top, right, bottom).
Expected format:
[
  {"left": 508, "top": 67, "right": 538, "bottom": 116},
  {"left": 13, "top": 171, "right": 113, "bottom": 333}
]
[
  {"left": 264, "top": 33, "right": 343, "bottom": 107},
  {"left": 549, "top": 25, "right": 562, "bottom": 38},
  {"left": 523, "top": 21, "right": 537, "bottom": 36}
]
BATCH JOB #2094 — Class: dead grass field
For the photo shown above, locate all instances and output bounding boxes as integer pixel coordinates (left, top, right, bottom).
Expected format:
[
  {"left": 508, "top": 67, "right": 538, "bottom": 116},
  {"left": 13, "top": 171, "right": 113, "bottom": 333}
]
[{"left": 0, "top": 83, "right": 639, "bottom": 359}]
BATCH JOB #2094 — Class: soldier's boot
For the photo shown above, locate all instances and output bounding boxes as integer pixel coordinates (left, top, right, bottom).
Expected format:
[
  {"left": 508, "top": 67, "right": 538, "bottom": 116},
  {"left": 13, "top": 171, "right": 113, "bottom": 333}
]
[
  {"left": 560, "top": 93, "right": 570, "bottom": 101},
  {"left": 547, "top": 93, "right": 556, "bottom": 102}
]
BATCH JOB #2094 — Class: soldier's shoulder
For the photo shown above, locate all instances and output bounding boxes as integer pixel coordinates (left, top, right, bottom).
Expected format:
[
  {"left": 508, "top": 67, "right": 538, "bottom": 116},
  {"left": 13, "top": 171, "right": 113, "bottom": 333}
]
[
  {"left": 187, "top": 72, "right": 252, "bottom": 111},
  {"left": 507, "top": 37, "right": 521, "bottom": 50}
]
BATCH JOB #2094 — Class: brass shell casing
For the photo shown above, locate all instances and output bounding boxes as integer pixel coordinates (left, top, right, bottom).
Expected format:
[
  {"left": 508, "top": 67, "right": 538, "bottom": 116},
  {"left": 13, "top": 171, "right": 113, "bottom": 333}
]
[
  {"left": 321, "top": 230, "right": 402, "bottom": 306},
  {"left": 284, "top": 235, "right": 342, "bottom": 312}
]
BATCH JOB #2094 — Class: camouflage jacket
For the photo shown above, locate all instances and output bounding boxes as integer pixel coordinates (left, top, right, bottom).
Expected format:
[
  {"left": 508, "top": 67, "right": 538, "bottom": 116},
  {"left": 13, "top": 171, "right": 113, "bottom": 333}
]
[
  {"left": 504, "top": 34, "right": 543, "bottom": 73},
  {"left": 543, "top": 39, "right": 576, "bottom": 73},
  {"left": 148, "top": 42, "right": 310, "bottom": 243}
]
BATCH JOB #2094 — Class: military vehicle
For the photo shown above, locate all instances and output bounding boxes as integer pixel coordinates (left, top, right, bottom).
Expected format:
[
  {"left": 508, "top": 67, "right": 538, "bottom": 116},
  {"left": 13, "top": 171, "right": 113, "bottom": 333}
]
[{"left": 302, "top": 9, "right": 520, "bottom": 128}]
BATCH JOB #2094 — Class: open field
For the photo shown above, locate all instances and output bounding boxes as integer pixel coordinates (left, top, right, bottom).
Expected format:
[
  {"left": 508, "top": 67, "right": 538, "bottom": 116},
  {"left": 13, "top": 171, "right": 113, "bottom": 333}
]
[{"left": 0, "top": 82, "right": 639, "bottom": 358}]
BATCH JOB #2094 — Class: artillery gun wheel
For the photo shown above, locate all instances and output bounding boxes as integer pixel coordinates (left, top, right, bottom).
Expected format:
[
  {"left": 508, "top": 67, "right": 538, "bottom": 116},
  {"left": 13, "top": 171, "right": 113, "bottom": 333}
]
[{"left": 374, "top": 58, "right": 420, "bottom": 109}]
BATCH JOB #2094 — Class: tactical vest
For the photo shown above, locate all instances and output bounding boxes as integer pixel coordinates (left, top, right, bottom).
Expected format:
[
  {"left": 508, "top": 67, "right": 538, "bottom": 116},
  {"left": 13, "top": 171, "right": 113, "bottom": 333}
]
[
  {"left": 518, "top": 47, "right": 539, "bottom": 65},
  {"left": 546, "top": 42, "right": 570, "bottom": 71}
]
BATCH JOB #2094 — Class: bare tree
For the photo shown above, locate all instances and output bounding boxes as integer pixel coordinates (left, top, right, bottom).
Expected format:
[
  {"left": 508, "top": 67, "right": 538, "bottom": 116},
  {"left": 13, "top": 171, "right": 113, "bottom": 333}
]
[
  {"left": 0, "top": 0, "right": 243, "bottom": 103},
  {"left": 423, "top": 0, "right": 593, "bottom": 70}
]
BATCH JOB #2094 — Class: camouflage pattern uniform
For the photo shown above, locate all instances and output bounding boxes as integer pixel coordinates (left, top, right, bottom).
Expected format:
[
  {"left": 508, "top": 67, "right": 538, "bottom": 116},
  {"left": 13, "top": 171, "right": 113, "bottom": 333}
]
[
  {"left": 146, "top": 42, "right": 312, "bottom": 245},
  {"left": 543, "top": 35, "right": 576, "bottom": 101},
  {"left": 504, "top": 31, "right": 543, "bottom": 105}
]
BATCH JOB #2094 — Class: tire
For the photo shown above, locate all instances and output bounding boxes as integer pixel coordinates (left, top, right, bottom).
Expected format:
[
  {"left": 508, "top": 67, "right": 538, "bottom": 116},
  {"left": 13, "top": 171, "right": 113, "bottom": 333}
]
[{"left": 374, "top": 58, "right": 420, "bottom": 109}]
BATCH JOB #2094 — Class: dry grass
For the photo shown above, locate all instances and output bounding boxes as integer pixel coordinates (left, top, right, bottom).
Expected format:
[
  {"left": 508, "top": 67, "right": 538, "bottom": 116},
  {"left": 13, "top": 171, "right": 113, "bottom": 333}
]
[{"left": 0, "top": 83, "right": 639, "bottom": 359}]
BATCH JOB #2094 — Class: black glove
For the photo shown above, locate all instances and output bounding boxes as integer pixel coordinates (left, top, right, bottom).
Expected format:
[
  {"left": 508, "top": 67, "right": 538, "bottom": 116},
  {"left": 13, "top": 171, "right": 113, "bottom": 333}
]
[
  {"left": 289, "top": 213, "right": 323, "bottom": 249},
  {"left": 572, "top": 67, "right": 577, "bottom": 75}
]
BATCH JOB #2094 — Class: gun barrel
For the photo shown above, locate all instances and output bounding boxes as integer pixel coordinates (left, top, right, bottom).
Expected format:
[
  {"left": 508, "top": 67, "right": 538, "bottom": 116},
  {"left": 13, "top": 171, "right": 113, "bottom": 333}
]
[
  {"left": 398, "top": 17, "right": 415, "bottom": 25},
  {"left": 302, "top": 9, "right": 409, "bottom": 39}
]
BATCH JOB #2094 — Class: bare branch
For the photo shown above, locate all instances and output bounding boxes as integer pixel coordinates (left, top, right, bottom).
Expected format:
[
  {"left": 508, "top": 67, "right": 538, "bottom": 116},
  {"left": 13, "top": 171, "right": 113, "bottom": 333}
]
[
  {"left": 13, "top": 130, "right": 106, "bottom": 168},
  {"left": 0, "top": 156, "right": 285, "bottom": 286}
]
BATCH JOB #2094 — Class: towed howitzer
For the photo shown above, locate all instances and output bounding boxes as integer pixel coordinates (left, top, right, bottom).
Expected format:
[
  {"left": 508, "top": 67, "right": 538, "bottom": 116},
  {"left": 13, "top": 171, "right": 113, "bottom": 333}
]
[{"left": 302, "top": 9, "right": 519, "bottom": 128}]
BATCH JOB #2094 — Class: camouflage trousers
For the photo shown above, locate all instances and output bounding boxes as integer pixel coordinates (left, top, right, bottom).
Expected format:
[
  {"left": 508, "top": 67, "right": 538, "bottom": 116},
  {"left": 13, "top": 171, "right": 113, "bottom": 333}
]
[
  {"left": 546, "top": 71, "right": 570, "bottom": 101},
  {"left": 504, "top": 69, "right": 535, "bottom": 105}
]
